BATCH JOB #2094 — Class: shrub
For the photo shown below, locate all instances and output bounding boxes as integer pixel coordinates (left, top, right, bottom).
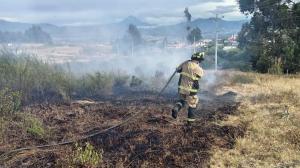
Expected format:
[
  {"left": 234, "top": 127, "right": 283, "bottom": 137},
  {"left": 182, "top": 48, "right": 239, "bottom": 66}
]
[
  {"left": 74, "top": 72, "right": 114, "bottom": 97},
  {"left": 72, "top": 142, "right": 103, "bottom": 167},
  {"left": 0, "top": 50, "right": 133, "bottom": 103},
  {"left": 0, "top": 51, "right": 70, "bottom": 104},
  {"left": 130, "top": 75, "right": 143, "bottom": 88},
  {"left": 114, "top": 73, "right": 129, "bottom": 88},
  {"left": 25, "top": 116, "right": 45, "bottom": 138}
]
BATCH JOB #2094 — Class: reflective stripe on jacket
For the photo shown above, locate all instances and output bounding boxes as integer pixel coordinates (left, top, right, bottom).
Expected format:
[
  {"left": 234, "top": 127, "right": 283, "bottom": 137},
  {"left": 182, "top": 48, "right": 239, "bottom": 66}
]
[{"left": 177, "top": 60, "right": 204, "bottom": 95}]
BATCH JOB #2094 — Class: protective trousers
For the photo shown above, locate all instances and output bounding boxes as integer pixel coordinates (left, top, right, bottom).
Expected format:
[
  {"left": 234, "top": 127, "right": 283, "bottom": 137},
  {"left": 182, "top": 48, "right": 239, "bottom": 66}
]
[{"left": 172, "top": 94, "right": 199, "bottom": 122}]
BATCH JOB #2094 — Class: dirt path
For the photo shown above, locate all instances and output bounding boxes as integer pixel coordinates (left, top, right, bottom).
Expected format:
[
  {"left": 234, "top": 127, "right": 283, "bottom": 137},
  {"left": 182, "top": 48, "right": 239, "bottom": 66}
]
[{"left": 1, "top": 90, "right": 245, "bottom": 168}]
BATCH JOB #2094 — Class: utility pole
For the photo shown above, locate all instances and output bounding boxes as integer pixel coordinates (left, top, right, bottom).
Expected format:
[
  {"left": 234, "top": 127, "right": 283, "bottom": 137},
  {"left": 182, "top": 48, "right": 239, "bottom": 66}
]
[
  {"left": 193, "top": 36, "right": 196, "bottom": 53},
  {"left": 117, "top": 39, "right": 120, "bottom": 57},
  {"left": 131, "top": 40, "right": 134, "bottom": 57},
  {"left": 215, "top": 14, "right": 219, "bottom": 71}
]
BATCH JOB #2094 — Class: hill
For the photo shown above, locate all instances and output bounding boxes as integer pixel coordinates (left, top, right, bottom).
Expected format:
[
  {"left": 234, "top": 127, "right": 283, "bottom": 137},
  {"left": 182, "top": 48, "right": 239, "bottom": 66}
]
[{"left": 0, "top": 17, "right": 247, "bottom": 42}]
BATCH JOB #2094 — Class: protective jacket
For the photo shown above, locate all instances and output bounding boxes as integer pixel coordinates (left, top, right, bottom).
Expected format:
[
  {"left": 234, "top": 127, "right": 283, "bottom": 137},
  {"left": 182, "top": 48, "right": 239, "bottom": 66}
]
[{"left": 176, "top": 60, "right": 204, "bottom": 96}]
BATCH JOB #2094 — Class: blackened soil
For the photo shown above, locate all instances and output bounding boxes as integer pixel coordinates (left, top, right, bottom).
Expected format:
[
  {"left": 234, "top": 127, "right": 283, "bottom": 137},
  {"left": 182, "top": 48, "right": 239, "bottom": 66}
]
[{"left": 1, "top": 91, "right": 245, "bottom": 168}]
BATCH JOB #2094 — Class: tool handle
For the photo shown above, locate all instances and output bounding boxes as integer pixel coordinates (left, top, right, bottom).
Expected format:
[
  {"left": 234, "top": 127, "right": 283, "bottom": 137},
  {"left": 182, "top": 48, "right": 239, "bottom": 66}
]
[{"left": 158, "top": 70, "right": 176, "bottom": 97}]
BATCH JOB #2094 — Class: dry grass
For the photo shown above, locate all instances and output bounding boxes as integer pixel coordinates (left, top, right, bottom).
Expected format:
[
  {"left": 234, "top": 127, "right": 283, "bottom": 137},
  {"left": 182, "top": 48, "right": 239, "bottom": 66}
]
[{"left": 210, "top": 72, "right": 300, "bottom": 168}]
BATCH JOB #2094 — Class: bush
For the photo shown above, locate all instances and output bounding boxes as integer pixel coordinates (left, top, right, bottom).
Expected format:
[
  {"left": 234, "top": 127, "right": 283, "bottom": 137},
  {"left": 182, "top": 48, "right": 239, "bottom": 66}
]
[
  {"left": 0, "top": 50, "right": 70, "bottom": 104},
  {"left": 74, "top": 72, "right": 114, "bottom": 97},
  {"left": 25, "top": 116, "right": 45, "bottom": 138},
  {"left": 130, "top": 75, "right": 143, "bottom": 88},
  {"left": 0, "top": 50, "right": 131, "bottom": 104},
  {"left": 113, "top": 73, "right": 129, "bottom": 88},
  {"left": 72, "top": 142, "right": 103, "bottom": 167}
]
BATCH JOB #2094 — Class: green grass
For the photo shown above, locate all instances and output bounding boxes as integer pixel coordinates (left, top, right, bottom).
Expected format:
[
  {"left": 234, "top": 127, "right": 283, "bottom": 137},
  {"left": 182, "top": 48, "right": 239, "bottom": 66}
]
[
  {"left": 0, "top": 50, "right": 132, "bottom": 104},
  {"left": 72, "top": 142, "right": 103, "bottom": 167},
  {"left": 25, "top": 116, "right": 45, "bottom": 138}
]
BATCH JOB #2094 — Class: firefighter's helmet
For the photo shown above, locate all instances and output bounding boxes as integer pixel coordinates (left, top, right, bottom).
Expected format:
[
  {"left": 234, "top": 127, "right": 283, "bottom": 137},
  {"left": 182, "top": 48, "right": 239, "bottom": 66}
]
[{"left": 191, "top": 52, "right": 205, "bottom": 62}]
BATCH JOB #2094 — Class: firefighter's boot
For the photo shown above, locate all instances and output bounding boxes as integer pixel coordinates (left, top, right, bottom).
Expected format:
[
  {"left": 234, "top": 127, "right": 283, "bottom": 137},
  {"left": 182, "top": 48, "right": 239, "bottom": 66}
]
[
  {"left": 187, "top": 107, "right": 196, "bottom": 125},
  {"left": 171, "top": 101, "right": 184, "bottom": 119}
]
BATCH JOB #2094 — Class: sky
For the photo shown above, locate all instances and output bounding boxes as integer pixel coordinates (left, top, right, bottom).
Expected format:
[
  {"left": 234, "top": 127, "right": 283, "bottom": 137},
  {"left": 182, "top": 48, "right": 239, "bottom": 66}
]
[{"left": 0, "top": 0, "right": 246, "bottom": 26}]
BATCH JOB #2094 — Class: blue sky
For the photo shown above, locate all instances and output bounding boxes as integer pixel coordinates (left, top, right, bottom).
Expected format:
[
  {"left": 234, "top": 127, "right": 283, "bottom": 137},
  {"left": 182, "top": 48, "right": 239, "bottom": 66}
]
[{"left": 0, "top": 0, "right": 246, "bottom": 25}]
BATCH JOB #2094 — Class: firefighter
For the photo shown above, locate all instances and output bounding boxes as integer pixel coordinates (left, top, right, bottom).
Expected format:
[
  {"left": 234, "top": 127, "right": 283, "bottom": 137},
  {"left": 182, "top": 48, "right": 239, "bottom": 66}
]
[{"left": 171, "top": 52, "right": 205, "bottom": 124}]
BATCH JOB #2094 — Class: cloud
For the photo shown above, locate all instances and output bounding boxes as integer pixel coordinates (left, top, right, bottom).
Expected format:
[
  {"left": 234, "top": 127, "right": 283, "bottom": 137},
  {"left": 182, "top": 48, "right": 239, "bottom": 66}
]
[
  {"left": 210, "top": 5, "right": 237, "bottom": 14},
  {"left": 0, "top": 0, "right": 245, "bottom": 25}
]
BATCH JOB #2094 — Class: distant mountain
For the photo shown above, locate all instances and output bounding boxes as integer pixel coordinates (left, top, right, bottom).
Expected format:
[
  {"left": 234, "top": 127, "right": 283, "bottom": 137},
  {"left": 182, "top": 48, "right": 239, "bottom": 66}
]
[
  {"left": 118, "top": 16, "right": 151, "bottom": 27},
  {"left": 191, "top": 18, "right": 246, "bottom": 35},
  {"left": 0, "top": 17, "right": 247, "bottom": 42},
  {"left": 0, "top": 20, "right": 31, "bottom": 32},
  {"left": 143, "top": 18, "right": 247, "bottom": 39},
  {"left": 0, "top": 20, "right": 60, "bottom": 33}
]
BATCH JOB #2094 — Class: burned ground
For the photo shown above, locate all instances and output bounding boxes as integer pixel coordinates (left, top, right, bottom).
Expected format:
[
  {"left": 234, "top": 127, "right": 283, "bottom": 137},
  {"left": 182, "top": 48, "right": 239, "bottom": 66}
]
[{"left": 0, "top": 90, "right": 245, "bottom": 168}]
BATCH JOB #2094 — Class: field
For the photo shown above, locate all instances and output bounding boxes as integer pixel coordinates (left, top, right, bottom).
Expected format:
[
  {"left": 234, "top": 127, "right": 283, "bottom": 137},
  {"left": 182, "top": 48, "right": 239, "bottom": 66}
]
[
  {"left": 211, "top": 73, "right": 300, "bottom": 167},
  {"left": 5, "top": 43, "right": 114, "bottom": 64},
  {"left": 0, "top": 51, "right": 299, "bottom": 167}
]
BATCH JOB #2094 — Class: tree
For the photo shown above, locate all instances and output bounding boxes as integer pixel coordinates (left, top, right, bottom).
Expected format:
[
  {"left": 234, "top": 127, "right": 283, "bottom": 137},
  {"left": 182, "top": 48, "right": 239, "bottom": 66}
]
[
  {"left": 127, "top": 24, "right": 142, "bottom": 45},
  {"left": 184, "top": 7, "right": 192, "bottom": 31},
  {"left": 187, "top": 27, "right": 202, "bottom": 44},
  {"left": 237, "top": 0, "right": 300, "bottom": 73},
  {"left": 24, "top": 25, "right": 52, "bottom": 43}
]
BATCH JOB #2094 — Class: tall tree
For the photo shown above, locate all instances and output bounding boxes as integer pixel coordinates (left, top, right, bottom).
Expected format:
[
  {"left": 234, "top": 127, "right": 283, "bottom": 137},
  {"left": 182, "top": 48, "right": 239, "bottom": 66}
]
[
  {"left": 24, "top": 25, "right": 52, "bottom": 43},
  {"left": 128, "top": 24, "right": 142, "bottom": 45},
  {"left": 237, "top": 0, "right": 300, "bottom": 73},
  {"left": 187, "top": 27, "right": 202, "bottom": 44}
]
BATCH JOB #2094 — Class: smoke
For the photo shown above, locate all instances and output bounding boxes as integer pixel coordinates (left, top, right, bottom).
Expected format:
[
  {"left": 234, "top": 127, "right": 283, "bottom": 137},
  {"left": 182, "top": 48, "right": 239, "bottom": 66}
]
[
  {"left": 4, "top": 12, "right": 221, "bottom": 94},
  {"left": 67, "top": 46, "right": 191, "bottom": 78}
]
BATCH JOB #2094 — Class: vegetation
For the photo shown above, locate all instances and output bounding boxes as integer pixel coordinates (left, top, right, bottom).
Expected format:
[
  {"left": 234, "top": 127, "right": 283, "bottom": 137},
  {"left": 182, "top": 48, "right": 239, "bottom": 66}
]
[
  {"left": 187, "top": 27, "right": 202, "bottom": 44},
  {"left": 0, "top": 50, "right": 70, "bottom": 104},
  {"left": 0, "top": 25, "right": 52, "bottom": 43},
  {"left": 202, "top": 44, "right": 252, "bottom": 71},
  {"left": 25, "top": 115, "right": 46, "bottom": 138},
  {"left": 24, "top": 25, "right": 52, "bottom": 43},
  {"left": 72, "top": 142, "right": 103, "bottom": 167},
  {"left": 128, "top": 24, "right": 142, "bottom": 46},
  {"left": 0, "top": 88, "right": 21, "bottom": 117},
  {"left": 237, "top": 0, "right": 300, "bottom": 73},
  {"left": 0, "top": 50, "right": 133, "bottom": 104},
  {"left": 210, "top": 72, "right": 300, "bottom": 167}
]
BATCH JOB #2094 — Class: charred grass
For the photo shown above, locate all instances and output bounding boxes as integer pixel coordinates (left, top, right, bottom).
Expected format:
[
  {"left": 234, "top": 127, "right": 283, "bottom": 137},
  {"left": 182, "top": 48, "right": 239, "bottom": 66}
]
[
  {"left": 0, "top": 51, "right": 249, "bottom": 167},
  {"left": 1, "top": 91, "right": 243, "bottom": 168}
]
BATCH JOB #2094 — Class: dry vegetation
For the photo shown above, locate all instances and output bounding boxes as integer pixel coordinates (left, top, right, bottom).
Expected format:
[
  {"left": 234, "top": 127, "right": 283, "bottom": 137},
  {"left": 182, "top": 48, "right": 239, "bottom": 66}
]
[
  {"left": 1, "top": 49, "right": 300, "bottom": 167},
  {"left": 210, "top": 72, "right": 300, "bottom": 167}
]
